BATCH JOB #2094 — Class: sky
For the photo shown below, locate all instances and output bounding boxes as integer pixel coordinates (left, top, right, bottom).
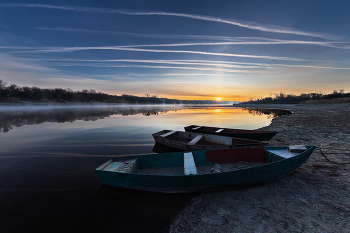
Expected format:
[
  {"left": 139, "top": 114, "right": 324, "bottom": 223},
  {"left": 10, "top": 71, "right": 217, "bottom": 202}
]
[{"left": 0, "top": 0, "right": 349, "bottom": 101}]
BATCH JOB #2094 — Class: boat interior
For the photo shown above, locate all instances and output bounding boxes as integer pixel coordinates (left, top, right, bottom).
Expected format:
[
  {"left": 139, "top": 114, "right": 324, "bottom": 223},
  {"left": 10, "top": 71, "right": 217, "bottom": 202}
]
[{"left": 96, "top": 147, "right": 310, "bottom": 176}]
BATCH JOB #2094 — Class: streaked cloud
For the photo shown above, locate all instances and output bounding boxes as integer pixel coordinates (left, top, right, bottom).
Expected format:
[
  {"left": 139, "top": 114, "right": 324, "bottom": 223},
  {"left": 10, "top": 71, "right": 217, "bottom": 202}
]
[
  {"left": 0, "top": 3, "right": 340, "bottom": 40},
  {"left": 49, "top": 63, "right": 271, "bottom": 74},
  {"left": 13, "top": 57, "right": 350, "bottom": 71},
  {"left": 36, "top": 28, "right": 350, "bottom": 49},
  {"left": 37, "top": 27, "right": 240, "bottom": 41},
  {"left": 5, "top": 45, "right": 306, "bottom": 61},
  {"left": 22, "top": 58, "right": 268, "bottom": 69},
  {"left": 114, "top": 41, "right": 350, "bottom": 49},
  {"left": 33, "top": 28, "right": 350, "bottom": 49}
]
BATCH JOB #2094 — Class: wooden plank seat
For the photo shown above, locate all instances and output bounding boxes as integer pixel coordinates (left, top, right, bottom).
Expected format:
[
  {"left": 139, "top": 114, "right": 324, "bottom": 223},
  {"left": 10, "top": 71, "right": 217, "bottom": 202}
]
[
  {"left": 160, "top": 130, "right": 176, "bottom": 137},
  {"left": 289, "top": 145, "right": 307, "bottom": 153},
  {"left": 215, "top": 129, "right": 224, "bottom": 133},
  {"left": 103, "top": 159, "right": 138, "bottom": 173},
  {"left": 192, "top": 126, "right": 202, "bottom": 130},
  {"left": 187, "top": 135, "right": 203, "bottom": 145},
  {"left": 266, "top": 150, "right": 296, "bottom": 159},
  {"left": 184, "top": 152, "right": 197, "bottom": 175}
]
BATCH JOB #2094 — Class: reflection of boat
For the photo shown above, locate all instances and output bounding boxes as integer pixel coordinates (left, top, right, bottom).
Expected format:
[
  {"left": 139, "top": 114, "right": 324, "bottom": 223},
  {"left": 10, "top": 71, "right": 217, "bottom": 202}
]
[
  {"left": 152, "top": 142, "right": 183, "bottom": 154},
  {"left": 184, "top": 125, "right": 278, "bottom": 141},
  {"left": 95, "top": 146, "right": 316, "bottom": 193},
  {"left": 152, "top": 130, "right": 267, "bottom": 151}
]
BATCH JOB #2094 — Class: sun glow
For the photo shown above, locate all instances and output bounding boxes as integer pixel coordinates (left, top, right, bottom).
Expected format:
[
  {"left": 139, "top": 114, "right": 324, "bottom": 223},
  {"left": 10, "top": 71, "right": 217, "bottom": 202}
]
[{"left": 216, "top": 97, "right": 222, "bottom": 101}]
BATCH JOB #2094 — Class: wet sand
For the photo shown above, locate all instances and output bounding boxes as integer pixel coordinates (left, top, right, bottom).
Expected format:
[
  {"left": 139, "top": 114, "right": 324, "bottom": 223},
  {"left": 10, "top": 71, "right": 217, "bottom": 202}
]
[{"left": 169, "top": 103, "right": 350, "bottom": 233}]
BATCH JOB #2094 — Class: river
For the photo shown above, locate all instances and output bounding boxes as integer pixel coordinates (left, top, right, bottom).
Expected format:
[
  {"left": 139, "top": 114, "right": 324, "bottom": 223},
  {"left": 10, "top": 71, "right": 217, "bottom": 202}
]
[{"left": 0, "top": 104, "right": 288, "bottom": 233}]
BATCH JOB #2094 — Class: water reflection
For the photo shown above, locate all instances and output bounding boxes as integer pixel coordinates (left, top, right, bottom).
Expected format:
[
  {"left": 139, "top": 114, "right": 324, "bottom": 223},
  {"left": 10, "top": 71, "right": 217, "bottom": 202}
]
[
  {"left": 0, "top": 105, "right": 182, "bottom": 133},
  {"left": 0, "top": 105, "right": 291, "bottom": 133},
  {"left": 242, "top": 108, "right": 292, "bottom": 119},
  {"left": 188, "top": 106, "right": 292, "bottom": 119}
]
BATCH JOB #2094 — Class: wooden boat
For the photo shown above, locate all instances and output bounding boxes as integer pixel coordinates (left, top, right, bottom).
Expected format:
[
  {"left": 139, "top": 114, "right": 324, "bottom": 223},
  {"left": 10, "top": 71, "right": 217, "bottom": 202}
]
[
  {"left": 152, "top": 130, "right": 268, "bottom": 151},
  {"left": 95, "top": 146, "right": 316, "bottom": 193},
  {"left": 184, "top": 125, "right": 278, "bottom": 141}
]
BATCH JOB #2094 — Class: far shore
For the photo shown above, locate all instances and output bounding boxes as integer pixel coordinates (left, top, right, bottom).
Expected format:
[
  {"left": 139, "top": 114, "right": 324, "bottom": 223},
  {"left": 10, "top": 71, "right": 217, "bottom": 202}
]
[{"left": 169, "top": 103, "right": 350, "bottom": 233}]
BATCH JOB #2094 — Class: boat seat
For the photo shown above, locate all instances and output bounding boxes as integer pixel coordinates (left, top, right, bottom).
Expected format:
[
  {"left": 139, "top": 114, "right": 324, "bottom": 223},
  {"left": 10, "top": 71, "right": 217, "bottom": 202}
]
[
  {"left": 215, "top": 129, "right": 224, "bottom": 133},
  {"left": 103, "top": 159, "right": 138, "bottom": 173},
  {"left": 192, "top": 126, "right": 202, "bottom": 130},
  {"left": 266, "top": 150, "right": 296, "bottom": 159},
  {"left": 187, "top": 135, "right": 203, "bottom": 145},
  {"left": 160, "top": 130, "right": 176, "bottom": 137},
  {"left": 184, "top": 152, "right": 197, "bottom": 175},
  {"left": 288, "top": 145, "right": 307, "bottom": 153}
]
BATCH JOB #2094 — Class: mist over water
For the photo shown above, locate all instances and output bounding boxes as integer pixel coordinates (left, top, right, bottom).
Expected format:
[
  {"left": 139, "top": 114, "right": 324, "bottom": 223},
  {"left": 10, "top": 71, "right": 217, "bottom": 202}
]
[
  {"left": 0, "top": 104, "right": 184, "bottom": 133},
  {"left": 0, "top": 103, "right": 184, "bottom": 112}
]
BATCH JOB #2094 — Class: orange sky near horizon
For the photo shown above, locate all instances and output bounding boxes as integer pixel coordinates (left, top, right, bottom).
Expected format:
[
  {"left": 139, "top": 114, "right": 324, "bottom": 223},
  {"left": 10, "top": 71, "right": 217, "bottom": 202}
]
[{"left": 108, "top": 85, "right": 347, "bottom": 102}]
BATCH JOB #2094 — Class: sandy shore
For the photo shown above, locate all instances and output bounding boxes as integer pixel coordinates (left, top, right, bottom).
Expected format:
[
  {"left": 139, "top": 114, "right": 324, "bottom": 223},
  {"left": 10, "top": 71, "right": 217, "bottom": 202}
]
[{"left": 169, "top": 103, "right": 350, "bottom": 233}]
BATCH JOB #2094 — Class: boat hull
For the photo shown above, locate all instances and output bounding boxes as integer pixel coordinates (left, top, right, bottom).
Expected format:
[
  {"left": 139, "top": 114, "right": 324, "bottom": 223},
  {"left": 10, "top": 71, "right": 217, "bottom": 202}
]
[
  {"left": 95, "top": 146, "right": 316, "bottom": 193},
  {"left": 184, "top": 125, "right": 278, "bottom": 141},
  {"left": 152, "top": 130, "right": 267, "bottom": 151}
]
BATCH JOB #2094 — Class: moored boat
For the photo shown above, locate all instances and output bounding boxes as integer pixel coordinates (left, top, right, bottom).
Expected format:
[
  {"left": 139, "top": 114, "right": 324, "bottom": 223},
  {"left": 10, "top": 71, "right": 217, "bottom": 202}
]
[
  {"left": 95, "top": 146, "right": 316, "bottom": 193},
  {"left": 152, "top": 130, "right": 268, "bottom": 151},
  {"left": 184, "top": 125, "right": 278, "bottom": 141}
]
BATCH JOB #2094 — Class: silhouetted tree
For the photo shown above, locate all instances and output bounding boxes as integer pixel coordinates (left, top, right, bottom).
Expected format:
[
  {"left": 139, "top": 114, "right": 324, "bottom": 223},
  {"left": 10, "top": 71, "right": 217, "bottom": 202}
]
[{"left": 243, "top": 89, "right": 349, "bottom": 104}]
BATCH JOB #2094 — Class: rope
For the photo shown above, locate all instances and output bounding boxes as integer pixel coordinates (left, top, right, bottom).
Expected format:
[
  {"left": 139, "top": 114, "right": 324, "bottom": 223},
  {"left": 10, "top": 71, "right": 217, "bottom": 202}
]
[{"left": 318, "top": 146, "right": 350, "bottom": 165}]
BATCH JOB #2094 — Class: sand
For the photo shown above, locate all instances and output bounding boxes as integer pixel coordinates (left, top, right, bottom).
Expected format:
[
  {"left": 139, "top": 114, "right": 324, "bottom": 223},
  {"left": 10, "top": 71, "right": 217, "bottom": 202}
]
[{"left": 169, "top": 103, "right": 350, "bottom": 233}]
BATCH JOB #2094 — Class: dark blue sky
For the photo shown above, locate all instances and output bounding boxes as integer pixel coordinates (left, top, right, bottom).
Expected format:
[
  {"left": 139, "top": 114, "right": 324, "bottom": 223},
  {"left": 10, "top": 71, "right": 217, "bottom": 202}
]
[{"left": 0, "top": 0, "right": 349, "bottom": 100}]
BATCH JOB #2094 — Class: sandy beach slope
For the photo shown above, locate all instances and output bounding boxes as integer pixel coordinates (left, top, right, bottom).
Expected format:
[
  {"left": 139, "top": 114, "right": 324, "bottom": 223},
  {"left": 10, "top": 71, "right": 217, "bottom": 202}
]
[{"left": 169, "top": 103, "right": 350, "bottom": 233}]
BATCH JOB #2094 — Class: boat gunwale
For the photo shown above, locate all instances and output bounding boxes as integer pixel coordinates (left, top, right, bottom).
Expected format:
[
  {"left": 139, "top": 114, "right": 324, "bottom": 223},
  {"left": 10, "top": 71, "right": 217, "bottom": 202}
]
[{"left": 185, "top": 125, "right": 278, "bottom": 134}]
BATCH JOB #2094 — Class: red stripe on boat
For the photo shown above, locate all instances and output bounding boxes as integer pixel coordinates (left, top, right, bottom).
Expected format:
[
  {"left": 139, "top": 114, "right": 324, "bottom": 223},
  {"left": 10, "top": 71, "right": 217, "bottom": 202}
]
[{"left": 205, "top": 148, "right": 266, "bottom": 163}]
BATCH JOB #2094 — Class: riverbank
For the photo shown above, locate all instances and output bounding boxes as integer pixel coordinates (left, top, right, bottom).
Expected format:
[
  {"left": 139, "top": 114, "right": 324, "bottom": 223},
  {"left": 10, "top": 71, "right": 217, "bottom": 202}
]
[{"left": 169, "top": 103, "right": 350, "bottom": 233}]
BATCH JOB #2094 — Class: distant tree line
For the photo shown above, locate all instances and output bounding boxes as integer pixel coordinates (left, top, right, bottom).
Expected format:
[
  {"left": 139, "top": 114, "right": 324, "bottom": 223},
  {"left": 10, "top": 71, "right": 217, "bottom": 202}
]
[
  {"left": 243, "top": 90, "right": 350, "bottom": 104},
  {"left": 0, "top": 80, "right": 220, "bottom": 104}
]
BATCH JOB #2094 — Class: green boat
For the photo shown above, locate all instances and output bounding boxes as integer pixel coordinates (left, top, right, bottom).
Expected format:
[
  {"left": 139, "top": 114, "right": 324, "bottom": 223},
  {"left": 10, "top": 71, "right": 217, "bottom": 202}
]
[{"left": 95, "top": 146, "right": 316, "bottom": 193}]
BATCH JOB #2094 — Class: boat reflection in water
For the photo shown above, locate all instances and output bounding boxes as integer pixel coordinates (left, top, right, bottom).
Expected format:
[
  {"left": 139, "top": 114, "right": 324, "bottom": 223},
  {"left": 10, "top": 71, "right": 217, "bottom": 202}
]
[{"left": 153, "top": 142, "right": 182, "bottom": 154}]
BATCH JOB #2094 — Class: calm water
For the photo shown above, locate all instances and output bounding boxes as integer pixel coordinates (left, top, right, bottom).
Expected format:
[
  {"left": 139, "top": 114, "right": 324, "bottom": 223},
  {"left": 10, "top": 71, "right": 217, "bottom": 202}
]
[{"left": 0, "top": 105, "right": 288, "bottom": 233}]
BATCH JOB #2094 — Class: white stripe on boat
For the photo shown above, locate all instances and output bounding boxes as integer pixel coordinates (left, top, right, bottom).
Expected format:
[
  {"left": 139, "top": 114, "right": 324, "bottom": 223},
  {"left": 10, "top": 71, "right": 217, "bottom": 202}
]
[
  {"left": 184, "top": 152, "right": 197, "bottom": 175},
  {"left": 192, "top": 126, "right": 202, "bottom": 130},
  {"left": 160, "top": 130, "right": 176, "bottom": 137},
  {"left": 187, "top": 135, "right": 203, "bottom": 145},
  {"left": 215, "top": 129, "right": 224, "bottom": 133}
]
